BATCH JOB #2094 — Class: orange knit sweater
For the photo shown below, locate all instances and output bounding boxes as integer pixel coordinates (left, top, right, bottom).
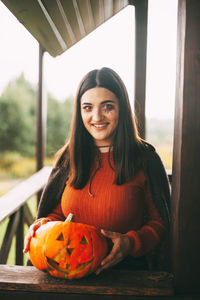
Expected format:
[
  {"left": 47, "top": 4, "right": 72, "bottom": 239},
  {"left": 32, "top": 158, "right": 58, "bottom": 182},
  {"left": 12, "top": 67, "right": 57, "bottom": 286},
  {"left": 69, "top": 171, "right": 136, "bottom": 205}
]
[{"left": 47, "top": 152, "right": 166, "bottom": 257}]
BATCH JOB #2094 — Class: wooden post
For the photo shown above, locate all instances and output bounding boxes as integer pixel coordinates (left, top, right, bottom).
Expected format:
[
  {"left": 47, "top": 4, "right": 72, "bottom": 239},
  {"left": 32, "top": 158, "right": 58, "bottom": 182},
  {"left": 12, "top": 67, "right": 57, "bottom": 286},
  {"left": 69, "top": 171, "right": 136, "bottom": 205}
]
[
  {"left": 130, "top": 0, "right": 148, "bottom": 139},
  {"left": 36, "top": 44, "right": 47, "bottom": 204},
  {"left": 171, "top": 0, "right": 200, "bottom": 292}
]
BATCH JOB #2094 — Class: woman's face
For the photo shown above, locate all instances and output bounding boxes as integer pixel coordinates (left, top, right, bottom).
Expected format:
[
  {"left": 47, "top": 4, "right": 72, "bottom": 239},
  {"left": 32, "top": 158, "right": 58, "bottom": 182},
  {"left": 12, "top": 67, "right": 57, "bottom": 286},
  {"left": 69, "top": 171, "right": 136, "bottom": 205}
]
[{"left": 80, "top": 87, "right": 119, "bottom": 147}]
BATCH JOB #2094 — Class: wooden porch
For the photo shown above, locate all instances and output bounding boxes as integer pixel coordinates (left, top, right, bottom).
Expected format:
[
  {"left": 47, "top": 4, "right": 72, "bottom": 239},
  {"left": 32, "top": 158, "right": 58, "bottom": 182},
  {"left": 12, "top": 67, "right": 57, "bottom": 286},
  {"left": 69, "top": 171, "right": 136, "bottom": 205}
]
[{"left": 0, "top": 0, "right": 200, "bottom": 298}]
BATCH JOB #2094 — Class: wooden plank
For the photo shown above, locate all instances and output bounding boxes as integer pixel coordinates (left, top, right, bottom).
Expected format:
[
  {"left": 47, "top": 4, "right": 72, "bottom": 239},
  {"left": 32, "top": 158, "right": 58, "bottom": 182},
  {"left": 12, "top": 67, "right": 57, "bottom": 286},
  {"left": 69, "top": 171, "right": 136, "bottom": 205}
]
[
  {"left": 76, "top": 0, "right": 95, "bottom": 33},
  {"left": 0, "top": 265, "right": 173, "bottom": 296},
  {"left": 0, "top": 166, "right": 52, "bottom": 223},
  {"left": 171, "top": 0, "right": 200, "bottom": 293},
  {"left": 1, "top": 292, "right": 200, "bottom": 300},
  {"left": 1, "top": 291, "right": 200, "bottom": 300}
]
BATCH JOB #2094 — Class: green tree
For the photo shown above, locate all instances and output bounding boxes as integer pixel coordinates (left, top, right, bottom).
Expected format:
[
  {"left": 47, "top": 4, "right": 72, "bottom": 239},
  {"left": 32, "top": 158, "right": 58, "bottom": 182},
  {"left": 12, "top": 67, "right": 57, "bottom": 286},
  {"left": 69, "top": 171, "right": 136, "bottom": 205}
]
[
  {"left": 0, "top": 74, "right": 73, "bottom": 157},
  {"left": 0, "top": 74, "right": 36, "bottom": 156},
  {"left": 46, "top": 95, "right": 73, "bottom": 156}
]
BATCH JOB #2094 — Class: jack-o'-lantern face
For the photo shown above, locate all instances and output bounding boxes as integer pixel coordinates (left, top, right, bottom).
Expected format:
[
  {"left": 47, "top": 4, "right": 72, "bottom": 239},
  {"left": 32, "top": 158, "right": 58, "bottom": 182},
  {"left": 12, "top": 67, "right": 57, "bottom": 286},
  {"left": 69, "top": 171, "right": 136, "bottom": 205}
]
[{"left": 29, "top": 218, "right": 108, "bottom": 279}]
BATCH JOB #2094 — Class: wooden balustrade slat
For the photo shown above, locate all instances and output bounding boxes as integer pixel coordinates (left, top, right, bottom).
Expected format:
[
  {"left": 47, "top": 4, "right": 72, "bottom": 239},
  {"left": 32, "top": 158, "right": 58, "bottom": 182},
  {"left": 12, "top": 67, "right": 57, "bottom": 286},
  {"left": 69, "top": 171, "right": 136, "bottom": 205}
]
[
  {"left": 16, "top": 207, "right": 24, "bottom": 265},
  {"left": 24, "top": 203, "right": 34, "bottom": 226},
  {"left": 0, "top": 212, "right": 20, "bottom": 264},
  {"left": 0, "top": 166, "right": 52, "bottom": 223},
  {"left": 0, "top": 265, "right": 174, "bottom": 296}
]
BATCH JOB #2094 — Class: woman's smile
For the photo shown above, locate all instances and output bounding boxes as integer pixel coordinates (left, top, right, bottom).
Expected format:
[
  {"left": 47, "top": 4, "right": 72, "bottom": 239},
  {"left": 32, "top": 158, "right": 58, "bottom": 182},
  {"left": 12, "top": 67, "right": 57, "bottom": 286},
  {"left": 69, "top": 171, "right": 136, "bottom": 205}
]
[{"left": 92, "top": 122, "right": 109, "bottom": 129}]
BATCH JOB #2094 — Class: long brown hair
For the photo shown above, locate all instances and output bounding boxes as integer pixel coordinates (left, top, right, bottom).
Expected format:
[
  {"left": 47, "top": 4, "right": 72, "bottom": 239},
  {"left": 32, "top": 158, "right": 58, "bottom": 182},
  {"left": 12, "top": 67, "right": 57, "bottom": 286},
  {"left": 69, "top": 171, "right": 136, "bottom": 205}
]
[{"left": 55, "top": 67, "right": 144, "bottom": 188}]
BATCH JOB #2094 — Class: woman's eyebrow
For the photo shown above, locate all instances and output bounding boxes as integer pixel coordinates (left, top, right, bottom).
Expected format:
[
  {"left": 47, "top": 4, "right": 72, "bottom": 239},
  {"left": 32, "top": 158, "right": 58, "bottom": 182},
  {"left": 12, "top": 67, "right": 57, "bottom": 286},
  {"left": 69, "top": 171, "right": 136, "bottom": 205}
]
[
  {"left": 81, "top": 102, "right": 92, "bottom": 105},
  {"left": 81, "top": 100, "right": 116, "bottom": 105},
  {"left": 101, "top": 100, "right": 116, "bottom": 104}
]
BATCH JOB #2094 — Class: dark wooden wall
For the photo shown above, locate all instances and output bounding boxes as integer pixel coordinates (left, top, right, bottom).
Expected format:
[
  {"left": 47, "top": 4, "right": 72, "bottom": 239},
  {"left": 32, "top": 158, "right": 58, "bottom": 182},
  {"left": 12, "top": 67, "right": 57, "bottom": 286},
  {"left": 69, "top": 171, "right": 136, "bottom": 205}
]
[{"left": 171, "top": 0, "right": 200, "bottom": 292}]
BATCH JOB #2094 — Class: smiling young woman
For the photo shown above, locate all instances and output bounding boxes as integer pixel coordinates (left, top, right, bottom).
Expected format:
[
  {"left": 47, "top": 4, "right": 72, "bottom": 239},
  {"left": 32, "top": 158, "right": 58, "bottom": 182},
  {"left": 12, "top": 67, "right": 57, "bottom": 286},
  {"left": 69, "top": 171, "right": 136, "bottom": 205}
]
[{"left": 24, "top": 67, "right": 170, "bottom": 275}]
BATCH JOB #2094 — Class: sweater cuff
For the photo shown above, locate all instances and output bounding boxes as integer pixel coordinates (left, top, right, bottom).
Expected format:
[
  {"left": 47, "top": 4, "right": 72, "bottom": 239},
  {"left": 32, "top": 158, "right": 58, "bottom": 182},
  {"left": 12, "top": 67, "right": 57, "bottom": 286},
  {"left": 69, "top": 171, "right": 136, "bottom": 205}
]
[{"left": 125, "top": 231, "right": 142, "bottom": 256}]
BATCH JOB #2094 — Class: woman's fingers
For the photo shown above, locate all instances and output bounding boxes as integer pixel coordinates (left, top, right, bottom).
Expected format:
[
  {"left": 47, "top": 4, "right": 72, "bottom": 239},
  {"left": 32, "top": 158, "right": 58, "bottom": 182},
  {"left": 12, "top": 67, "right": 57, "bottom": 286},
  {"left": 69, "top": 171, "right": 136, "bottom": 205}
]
[
  {"left": 101, "top": 229, "right": 118, "bottom": 239},
  {"left": 23, "top": 233, "right": 32, "bottom": 253},
  {"left": 96, "top": 244, "right": 121, "bottom": 274},
  {"left": 96, "top": 229, "right": 132, "bottom": 275},
  {"left": 23, "top": 218, "right": 50, "bottom": 253}
]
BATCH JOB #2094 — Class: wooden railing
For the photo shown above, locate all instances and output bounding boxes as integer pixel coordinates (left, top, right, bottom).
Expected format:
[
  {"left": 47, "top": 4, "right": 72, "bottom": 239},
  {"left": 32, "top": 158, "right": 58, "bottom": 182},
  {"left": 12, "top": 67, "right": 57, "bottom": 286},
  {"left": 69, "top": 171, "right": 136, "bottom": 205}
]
[{"left": 0, "top": 166, "right": 52, "bottom": 265}]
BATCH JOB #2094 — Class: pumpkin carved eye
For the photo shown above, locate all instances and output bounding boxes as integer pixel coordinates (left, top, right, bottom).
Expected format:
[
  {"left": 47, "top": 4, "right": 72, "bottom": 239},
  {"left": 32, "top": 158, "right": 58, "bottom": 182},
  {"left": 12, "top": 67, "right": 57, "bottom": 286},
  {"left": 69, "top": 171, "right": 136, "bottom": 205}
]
[
  {"left": 56, "top": 233, "right": 64, "bottom": 241},
  {"left": 80, "top": 236, "right": 88, "bottom": 245}
]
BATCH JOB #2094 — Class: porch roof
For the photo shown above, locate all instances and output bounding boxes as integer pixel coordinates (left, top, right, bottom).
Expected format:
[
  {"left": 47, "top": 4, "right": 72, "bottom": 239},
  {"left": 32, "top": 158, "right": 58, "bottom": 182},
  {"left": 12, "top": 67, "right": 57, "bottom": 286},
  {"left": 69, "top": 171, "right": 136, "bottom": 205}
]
[{"left": 1, "top": 0, "right": 132, "bottom": 57}]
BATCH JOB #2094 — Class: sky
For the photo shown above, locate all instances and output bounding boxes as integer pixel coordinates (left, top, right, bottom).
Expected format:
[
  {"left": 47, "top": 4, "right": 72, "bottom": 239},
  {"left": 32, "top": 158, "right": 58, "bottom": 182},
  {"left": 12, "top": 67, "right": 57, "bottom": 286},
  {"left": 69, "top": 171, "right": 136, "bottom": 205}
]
[{"left": 0, "top": 0, "right": 177, "bottom": 119}]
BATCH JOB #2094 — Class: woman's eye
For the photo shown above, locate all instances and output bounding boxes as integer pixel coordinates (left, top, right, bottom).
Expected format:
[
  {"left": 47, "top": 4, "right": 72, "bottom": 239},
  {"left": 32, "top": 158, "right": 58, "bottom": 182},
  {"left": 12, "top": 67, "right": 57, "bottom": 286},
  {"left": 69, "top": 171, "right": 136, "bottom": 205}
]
[
  {"left": 104, "top": 104, "right": 114, "bottom": 111},
  {"left": 83, "top": 106, "right": 92, "bottom": 111}
]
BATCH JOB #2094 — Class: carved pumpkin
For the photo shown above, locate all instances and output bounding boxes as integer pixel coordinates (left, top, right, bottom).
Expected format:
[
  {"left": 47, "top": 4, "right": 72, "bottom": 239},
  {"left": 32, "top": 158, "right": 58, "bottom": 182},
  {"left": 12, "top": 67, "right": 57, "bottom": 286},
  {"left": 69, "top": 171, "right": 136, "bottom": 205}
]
[{"left": 29, "top": 214, "right": 108, "bottom": 279}]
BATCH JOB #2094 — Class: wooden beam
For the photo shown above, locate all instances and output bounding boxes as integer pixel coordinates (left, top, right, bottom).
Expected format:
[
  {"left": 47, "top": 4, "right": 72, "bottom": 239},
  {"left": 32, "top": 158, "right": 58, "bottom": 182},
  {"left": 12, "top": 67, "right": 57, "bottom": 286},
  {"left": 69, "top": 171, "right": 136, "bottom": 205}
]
[
  {"left": 73, "top": 0, "right": 86, "bottom": 37},
  {"left": 55, "top": 0, "right": 78, "bottom": 43},
  {"left": 132, "top": 0, "right": 148, "bottom": 139},
  {"left": 37, "top": 0, "right": 67, "bottom": 52},
  {"left": 99, "top": 0, "right": 105, "bottom": 24},
  {"left": 171, "top": 0, "right": 200, "bottom": 293},
  {"left": 104, "top": 0, "right": 113, "bottom": 20},
  {"left": 87, "top": 0, "right": 95, "bottom": 30},
  {"left": 56, "top": 0, "right": 76, "bottom": 44}
]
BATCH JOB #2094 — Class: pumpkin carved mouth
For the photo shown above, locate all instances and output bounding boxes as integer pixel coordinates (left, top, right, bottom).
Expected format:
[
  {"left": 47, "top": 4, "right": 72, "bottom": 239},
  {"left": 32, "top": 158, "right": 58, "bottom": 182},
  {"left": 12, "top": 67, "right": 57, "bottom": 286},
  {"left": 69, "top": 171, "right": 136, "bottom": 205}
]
[{"left": 45, "top": 256, "right": 94, "bottom": 277}]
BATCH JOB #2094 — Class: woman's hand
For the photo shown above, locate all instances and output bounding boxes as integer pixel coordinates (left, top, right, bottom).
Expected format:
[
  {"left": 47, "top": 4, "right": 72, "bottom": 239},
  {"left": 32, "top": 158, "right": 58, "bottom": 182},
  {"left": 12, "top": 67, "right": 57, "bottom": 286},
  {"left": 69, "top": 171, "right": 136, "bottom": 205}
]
[
  {"left": 95, "top": 229, "right": 132, "bottom": 275},
  {"left": 23, "top": 218, "right": 50, "bottom": 253}
]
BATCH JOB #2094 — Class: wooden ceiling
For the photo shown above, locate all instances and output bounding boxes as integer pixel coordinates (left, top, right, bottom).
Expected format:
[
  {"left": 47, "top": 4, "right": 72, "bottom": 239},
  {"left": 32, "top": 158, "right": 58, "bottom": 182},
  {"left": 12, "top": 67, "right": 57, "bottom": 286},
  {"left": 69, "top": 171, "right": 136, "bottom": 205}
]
[{"left": 1, "top": 0, "right": 132, "bottom": 57}]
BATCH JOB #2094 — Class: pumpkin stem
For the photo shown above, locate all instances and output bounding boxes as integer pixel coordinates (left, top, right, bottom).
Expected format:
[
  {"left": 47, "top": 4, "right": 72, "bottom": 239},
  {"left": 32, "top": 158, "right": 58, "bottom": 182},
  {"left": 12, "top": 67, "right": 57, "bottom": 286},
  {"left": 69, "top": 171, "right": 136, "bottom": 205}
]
[{"left": 65, "top": 213, "right": 74, "bottom": 223}]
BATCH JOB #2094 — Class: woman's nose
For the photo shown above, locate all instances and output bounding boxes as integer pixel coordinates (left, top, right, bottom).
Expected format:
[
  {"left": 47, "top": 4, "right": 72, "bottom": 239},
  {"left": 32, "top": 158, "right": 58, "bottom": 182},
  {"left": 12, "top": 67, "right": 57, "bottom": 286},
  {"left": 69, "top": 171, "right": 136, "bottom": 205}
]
[{"left": 92, "top": 108, "right": 103, "bottom": 121}]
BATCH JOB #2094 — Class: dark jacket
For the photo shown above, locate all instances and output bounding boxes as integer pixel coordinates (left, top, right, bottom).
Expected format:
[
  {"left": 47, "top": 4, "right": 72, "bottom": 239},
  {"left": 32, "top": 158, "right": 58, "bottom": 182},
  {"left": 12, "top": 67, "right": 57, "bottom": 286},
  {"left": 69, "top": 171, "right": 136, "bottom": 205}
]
[{"left": 36, "top": 143, "right": 171, "bottom": 271}]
